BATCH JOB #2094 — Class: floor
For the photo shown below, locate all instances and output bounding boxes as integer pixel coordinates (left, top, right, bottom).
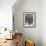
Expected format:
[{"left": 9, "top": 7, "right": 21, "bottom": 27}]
[
  {"left": 0, "top": 39, "right": 16, "bottom": 46},
  {"left": 0, "top": 33, "right": 23, "bottom": 46}
]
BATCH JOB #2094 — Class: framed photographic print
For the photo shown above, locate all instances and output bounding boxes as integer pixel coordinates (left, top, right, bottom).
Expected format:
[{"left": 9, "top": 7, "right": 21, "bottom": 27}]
[{"left": 23, "top": 12, "right": 36, "bottom": 28}]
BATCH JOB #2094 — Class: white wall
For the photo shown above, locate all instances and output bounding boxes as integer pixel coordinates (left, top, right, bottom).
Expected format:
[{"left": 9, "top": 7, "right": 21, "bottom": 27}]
[
  {"left": 13, "top": 0, "right": 46, "bottom": 46},
  {"left": 0, "top": 0, "right": 16, "bottom": 30},
  {"left": 13, "top": 0, "right": 41, "bottom": 46},
  {"left": 41, "top": 0, "right": 46, "bottom": 46}
]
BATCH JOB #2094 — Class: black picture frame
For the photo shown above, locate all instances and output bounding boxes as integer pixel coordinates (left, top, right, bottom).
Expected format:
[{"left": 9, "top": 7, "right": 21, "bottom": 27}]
[{"left": 23, "top": 12, "right": 36, "bottom": 28}]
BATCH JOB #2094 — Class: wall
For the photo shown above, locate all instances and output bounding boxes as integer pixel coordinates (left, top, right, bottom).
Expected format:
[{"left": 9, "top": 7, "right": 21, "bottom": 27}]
[
  {"left": 41, "top": 0, "right": 46, "bottom": 46},
  {"left": 13, "top": 0, "right": 41, "bottom": 46},
  {"left": 0, "top": 0, "right": 16, "bottom": 30}
]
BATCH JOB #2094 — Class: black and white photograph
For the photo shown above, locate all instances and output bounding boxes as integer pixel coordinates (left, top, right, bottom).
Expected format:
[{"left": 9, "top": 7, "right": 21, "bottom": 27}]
[{"left": 23, "top": 12, "right": 36, "bottom": 28}]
